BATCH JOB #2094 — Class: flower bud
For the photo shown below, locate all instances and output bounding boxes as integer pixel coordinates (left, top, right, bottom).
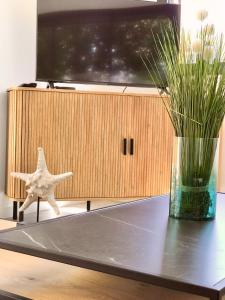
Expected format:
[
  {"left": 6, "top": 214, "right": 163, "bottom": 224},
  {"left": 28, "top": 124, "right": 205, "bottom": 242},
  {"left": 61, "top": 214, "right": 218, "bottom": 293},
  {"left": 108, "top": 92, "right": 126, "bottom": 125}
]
[
  {"left": 203, "top": 47, "right": 214, "bottom": 60},
  {"left": 196, "top": 9, "right": 208, "bottom": 21},
  {"left": 203, "top": 24, "right": 215, "bottom": 36},
  {"left": 192, "top": 39, "right": 202, "bottom": 53}
]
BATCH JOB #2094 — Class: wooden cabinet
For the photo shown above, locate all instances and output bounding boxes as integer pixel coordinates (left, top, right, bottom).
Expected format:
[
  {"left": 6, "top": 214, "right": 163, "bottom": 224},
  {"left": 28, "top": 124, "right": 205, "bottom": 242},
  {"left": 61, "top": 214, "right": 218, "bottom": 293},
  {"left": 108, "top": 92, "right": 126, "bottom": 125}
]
[{"left": 6, "top": 88, "right": 174, "bottom": 200}]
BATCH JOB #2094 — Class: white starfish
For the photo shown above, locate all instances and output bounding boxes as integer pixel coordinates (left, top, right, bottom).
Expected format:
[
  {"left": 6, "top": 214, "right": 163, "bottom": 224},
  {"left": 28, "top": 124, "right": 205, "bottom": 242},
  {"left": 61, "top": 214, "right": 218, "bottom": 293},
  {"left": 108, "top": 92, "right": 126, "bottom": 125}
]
[{"left": 11, "top": 147, "right": 73, "bottom": 215}]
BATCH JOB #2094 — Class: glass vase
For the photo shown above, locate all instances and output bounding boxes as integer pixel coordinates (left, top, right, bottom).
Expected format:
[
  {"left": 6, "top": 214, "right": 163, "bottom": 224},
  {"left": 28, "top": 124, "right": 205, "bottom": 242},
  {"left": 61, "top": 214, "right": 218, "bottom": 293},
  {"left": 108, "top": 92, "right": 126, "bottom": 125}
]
[{"left": 169, "top": 137, "right": 219, "bottom": 221}]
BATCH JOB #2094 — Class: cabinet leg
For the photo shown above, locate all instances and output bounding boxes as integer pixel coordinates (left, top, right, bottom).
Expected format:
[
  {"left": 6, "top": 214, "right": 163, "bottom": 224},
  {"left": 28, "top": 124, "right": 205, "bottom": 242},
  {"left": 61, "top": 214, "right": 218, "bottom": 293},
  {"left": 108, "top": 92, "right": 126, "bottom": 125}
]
[
  {"left": 37, "top": 197, "right": 40, "bottom": 223},
  {"left": 13, "top": 201, "right": 18, "bottom": 220},
  {"left": 18, "top": 202, "right": 24, "bottom": 222},
  {"left": 87, "top": 201, "right": 91, "bottom": 212}
]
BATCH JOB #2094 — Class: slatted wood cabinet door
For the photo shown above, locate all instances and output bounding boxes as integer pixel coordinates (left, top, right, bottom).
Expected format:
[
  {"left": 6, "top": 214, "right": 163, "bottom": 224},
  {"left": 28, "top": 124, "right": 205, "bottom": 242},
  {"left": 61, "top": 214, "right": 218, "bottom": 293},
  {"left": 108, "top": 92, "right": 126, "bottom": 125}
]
[
  {"left": 125, "top": 95, "right": 173, "bottom": 196},
  {"left": 6, "top": 88, "right": 173, "bottom": 200}
]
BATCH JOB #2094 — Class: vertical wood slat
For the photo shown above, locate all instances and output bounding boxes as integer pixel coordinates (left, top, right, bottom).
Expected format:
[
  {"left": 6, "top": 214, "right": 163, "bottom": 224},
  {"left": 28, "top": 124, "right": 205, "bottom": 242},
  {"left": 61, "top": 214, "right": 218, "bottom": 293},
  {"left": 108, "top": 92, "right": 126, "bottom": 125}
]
[
  {"left": 14, "top": 91, "right": 20, "bottom": 198},
  {"left": 6, "top": 88, "right": 174, "bottom": 200},
  {"left": 6, "top": 90, "right": 16, "bottom": 198}
]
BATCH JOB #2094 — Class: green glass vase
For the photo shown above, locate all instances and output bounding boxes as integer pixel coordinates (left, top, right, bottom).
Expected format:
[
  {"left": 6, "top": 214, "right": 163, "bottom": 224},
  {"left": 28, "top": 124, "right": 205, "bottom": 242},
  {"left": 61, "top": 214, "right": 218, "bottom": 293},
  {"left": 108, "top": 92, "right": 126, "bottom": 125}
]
[{"left": 169, "top": 137, "right": 219, "bottom": 221}]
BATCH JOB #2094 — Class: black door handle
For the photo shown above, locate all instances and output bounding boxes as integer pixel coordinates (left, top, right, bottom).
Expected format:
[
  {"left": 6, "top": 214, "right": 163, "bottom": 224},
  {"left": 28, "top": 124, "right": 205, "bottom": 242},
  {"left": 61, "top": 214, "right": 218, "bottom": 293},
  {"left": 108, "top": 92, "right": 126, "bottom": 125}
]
[
  {"left": 130, "top": 138, "right": 134, "bottom": 155},
  {"left": 123, "top": 138, "right": 127, "bottom": 155}
]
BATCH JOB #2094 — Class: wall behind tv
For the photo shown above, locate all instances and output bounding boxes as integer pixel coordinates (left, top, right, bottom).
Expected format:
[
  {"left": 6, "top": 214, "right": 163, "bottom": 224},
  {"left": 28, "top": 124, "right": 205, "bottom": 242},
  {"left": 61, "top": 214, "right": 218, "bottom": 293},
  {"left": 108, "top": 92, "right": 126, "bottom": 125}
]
[
  {"left": 0, "top": 0, "right": 225, "bottom": 215},
  {"left": 181, "top": 0, "right": 225, "bottom": 192},
  {"left": 0, "top": 0, "right": 36, "bottom": 214}
]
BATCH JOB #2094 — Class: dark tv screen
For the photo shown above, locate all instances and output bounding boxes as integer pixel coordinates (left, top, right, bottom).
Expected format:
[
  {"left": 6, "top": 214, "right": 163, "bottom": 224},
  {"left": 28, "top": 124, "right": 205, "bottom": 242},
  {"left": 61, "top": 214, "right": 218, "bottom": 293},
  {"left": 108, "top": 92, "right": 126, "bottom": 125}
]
[{"left": 37, "top": 0, "right": 180, "bottom": 87}]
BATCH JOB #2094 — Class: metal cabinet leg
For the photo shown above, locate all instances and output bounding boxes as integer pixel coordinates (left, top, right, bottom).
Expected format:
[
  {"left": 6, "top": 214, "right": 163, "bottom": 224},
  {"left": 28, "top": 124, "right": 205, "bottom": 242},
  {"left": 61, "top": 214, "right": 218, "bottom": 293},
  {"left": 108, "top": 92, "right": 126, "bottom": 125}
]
[
  {"left": 37, "top": 197, "right": 40, "bottom": 222},
  {"left": 19, "top": 202, "right": 24, "bottom": 222},
  {"left": 87, "top": 201, "right": 91, "bottom": 211},
  {"left": 13, "top": 201, "right": 18, "bottom": 220}
]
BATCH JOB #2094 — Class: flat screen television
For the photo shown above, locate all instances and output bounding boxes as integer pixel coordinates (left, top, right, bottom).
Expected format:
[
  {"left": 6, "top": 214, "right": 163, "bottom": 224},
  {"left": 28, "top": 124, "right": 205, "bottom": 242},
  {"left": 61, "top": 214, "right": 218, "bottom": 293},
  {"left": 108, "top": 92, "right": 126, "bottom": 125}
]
[{"left": 37, "top": 0, "right": 180, "bottom": 87}]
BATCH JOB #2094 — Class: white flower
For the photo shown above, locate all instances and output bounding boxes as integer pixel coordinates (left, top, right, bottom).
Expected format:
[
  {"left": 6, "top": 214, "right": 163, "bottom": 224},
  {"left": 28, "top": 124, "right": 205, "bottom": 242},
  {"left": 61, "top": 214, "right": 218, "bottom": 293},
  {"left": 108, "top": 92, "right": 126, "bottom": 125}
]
[
  {"left": 192, "top": 39, "right": 202, "bottom": 53},
  {"left": 203, "top": 47, "right": 214, "bottom": 60},
  {"left": 203, "top": 24, "right": 215, "bottom": 36},
  {"left": 196, "top": 9, "right": 208, "bottom": 21}
]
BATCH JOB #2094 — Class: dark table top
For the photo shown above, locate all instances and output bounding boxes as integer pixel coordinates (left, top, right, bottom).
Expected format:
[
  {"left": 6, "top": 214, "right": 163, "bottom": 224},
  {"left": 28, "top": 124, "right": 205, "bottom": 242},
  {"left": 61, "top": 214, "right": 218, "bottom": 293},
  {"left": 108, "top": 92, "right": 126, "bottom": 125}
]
[{"left": 0, "top": 195, "right": 225, "bottom": 300}]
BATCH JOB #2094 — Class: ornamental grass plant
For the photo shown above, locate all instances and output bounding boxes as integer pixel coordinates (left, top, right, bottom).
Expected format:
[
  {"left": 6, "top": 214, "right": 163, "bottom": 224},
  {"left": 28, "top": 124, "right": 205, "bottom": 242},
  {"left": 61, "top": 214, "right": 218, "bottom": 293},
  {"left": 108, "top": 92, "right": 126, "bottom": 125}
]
[{"left": 142, "top": 11, "right": 225, "bottom": 220}]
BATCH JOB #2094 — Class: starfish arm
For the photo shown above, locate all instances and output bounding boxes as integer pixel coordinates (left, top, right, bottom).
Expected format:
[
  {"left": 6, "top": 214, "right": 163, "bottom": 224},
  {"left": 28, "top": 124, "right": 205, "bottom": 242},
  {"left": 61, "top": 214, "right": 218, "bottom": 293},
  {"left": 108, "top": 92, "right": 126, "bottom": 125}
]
[
  {"left": 19, "top": 194, "right": 38, "bottom": 212},
  {"left": 11, "top": 172, "right": 31, "bottom": 183},
  {"left": 37, "top": 147, "right": 48, "bottom": 171},
  {"left": 46, "top": 193, "right": 60, "bottom": 215},
  {"left": 53, "top": 172, "right": 73, "bottom": 184}
]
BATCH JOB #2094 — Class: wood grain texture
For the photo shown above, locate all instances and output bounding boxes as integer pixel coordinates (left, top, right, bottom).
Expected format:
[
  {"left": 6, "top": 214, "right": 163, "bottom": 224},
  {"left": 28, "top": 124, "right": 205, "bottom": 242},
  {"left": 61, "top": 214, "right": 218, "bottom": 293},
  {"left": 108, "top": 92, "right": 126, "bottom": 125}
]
[
  {"left": 0, "top": 249, "right": 206, "bottom": 300},
  {"left": 0, "top": 219, "right": 206, "bottom": 300},
  {"left": 6, "top": 88, "right": 174, "bottom": 200}
]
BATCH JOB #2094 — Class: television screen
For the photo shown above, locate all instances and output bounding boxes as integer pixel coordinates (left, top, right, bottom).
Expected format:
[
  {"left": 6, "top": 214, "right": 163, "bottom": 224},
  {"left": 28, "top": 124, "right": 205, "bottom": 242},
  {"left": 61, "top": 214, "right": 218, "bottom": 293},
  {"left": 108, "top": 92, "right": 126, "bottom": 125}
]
[{"left": 37, "top": 0, "right": 180, "bottom": 87}]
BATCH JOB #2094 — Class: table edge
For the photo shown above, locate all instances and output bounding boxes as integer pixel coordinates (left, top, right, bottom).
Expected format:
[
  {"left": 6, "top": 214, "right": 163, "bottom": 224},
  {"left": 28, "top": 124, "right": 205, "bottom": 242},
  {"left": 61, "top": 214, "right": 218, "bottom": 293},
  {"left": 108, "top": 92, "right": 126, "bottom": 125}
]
[{"left": 0, "top": 239, "right": 221, "bottom": 300}]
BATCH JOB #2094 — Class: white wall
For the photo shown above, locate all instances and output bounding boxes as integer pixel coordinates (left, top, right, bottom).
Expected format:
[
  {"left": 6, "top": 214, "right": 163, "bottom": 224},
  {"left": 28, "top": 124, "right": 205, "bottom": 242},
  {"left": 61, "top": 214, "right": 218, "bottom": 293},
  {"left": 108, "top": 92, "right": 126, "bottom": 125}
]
[
  {"left": 180, "top": 0, "right": 225, "bottom": 192},
  {"left": 181, "top": 0, "right": 225, "bottom": 33},
  {"left": 0, "top": 0, "right": 36, "bottom": 214}
]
